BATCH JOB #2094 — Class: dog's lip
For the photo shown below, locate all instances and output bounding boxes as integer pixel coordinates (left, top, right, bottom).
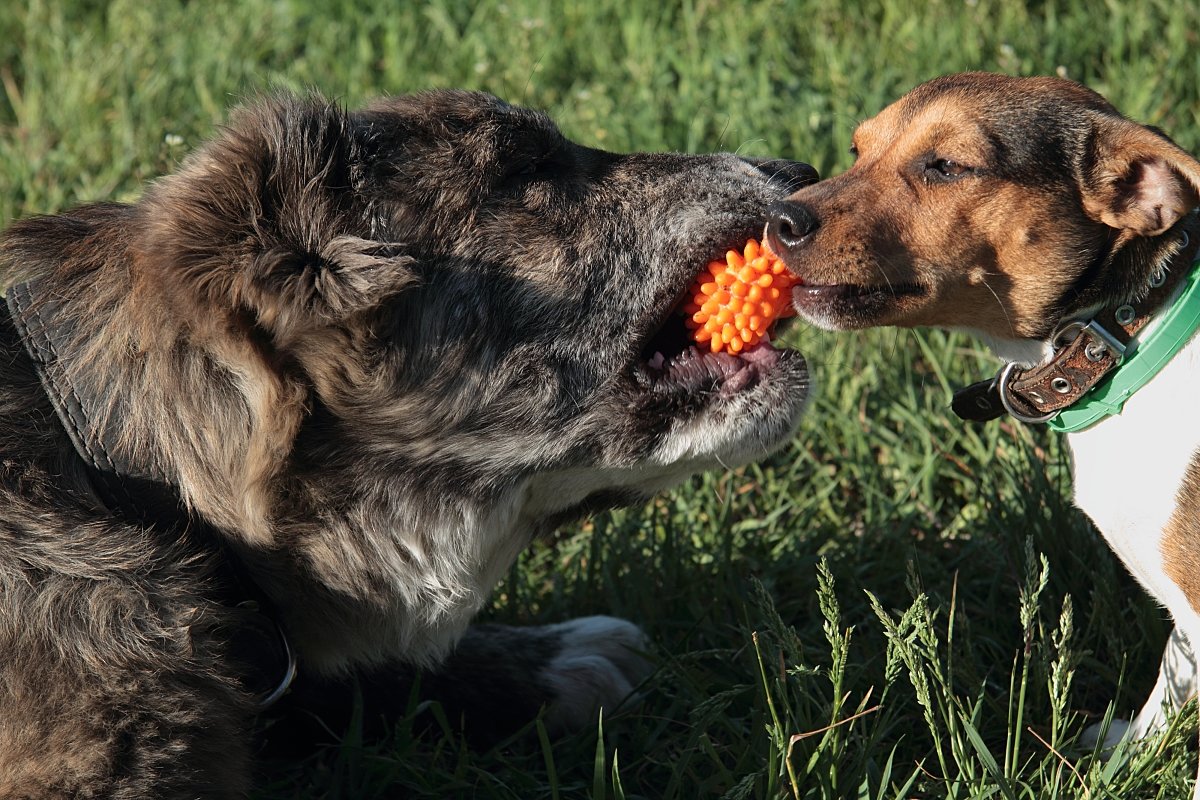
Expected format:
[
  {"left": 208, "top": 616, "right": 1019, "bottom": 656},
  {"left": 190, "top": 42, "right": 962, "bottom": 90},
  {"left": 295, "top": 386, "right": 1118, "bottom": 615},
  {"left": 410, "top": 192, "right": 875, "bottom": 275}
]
[
  {"left": 633, "top": 340, "right": 789, "bottom": 397},
  {"left": 792, "top": 281, "right": 925, "bottom": 304}
]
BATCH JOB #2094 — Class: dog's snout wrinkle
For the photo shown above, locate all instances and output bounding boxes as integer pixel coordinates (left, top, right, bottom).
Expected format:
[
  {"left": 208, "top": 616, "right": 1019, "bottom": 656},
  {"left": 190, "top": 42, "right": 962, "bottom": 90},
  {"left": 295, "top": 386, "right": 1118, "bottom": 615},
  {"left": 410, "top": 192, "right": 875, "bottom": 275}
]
[{"left": 766, "top": 200, "right": 820, "bottom": 258}]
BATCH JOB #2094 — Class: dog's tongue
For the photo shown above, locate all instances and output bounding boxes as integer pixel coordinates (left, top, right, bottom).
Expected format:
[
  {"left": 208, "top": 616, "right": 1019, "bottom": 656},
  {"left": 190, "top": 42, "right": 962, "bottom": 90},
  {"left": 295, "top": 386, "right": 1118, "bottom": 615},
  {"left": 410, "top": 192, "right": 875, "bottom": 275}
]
[{"left": 681, "top": 239, "right": 799, "bottom": 353}]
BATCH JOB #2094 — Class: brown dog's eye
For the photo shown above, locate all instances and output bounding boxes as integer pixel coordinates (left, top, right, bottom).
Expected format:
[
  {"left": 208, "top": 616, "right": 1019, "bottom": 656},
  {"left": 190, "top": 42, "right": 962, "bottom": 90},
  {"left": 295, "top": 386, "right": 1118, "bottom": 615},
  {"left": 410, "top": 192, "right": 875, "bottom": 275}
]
[{"left": 925, "top": 158, "right": 971, "bottom": 181}]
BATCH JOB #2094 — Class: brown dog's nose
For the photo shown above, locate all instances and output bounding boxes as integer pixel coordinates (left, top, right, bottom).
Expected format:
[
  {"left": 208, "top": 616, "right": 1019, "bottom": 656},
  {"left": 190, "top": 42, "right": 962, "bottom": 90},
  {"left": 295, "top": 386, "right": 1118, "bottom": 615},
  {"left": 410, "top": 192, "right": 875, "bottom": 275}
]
[
  {"left": 766, "top": 200, "right": 819, "bottom": 257},
  {"left": 751, "top": 159, "right": 820, "bottom": 192}
]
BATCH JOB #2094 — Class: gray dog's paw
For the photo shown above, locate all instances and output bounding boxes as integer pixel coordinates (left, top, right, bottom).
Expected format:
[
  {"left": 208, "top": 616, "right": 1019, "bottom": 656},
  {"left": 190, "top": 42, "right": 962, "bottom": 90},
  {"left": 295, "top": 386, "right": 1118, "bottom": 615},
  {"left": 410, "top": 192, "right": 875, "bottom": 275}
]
[{"left": 537, "top": 616, "right": 652, "bottom": 733}]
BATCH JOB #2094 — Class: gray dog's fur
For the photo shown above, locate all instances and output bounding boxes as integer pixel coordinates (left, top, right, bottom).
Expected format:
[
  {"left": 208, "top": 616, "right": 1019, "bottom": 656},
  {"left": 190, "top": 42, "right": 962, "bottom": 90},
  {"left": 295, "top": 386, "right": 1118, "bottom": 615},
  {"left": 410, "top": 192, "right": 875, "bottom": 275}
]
[{"left": 0, "top": 90, "right": 811, "bottom": 797}]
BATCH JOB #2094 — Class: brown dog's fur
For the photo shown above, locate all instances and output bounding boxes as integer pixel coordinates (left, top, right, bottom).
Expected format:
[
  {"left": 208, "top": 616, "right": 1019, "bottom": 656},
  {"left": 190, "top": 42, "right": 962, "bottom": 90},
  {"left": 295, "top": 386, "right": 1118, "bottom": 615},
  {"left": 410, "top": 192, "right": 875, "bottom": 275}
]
[{"left": 0, "top": 91, "right": 813, "bottom": 797}]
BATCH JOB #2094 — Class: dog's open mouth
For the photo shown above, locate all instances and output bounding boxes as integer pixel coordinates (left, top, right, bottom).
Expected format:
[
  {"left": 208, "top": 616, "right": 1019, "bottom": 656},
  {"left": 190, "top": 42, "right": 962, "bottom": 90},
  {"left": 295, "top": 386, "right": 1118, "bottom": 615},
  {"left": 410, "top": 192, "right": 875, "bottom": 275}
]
[
  {"left": 635, "top": 333, "right": 789, "bottom": 396},
  {"left": 632, "top": 246, "right": 797, "bottom": 398}
]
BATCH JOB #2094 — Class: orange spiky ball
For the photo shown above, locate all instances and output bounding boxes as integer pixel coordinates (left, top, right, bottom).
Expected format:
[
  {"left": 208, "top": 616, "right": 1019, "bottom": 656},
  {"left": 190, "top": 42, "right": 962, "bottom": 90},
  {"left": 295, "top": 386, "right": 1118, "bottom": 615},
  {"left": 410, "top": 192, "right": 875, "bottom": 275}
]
[{"left": 682, "top": 239, "right": 798, "bottom": 353}]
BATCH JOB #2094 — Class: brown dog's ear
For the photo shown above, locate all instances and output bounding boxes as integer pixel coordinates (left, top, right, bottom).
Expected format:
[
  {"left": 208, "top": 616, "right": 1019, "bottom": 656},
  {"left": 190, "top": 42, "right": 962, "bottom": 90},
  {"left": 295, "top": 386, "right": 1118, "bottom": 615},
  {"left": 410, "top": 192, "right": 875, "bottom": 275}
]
[
  {"left": 142, "top": 93, "right": 417, "bottom": 334},
  {"left": 1080, "top": 113, "right": 1200, "bottom": 236}
]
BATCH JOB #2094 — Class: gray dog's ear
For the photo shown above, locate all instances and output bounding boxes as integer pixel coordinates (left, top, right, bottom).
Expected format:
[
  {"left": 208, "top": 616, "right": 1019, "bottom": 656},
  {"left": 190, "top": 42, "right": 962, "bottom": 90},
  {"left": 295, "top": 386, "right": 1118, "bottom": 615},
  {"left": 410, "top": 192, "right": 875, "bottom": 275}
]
[
  {"left": 238, "top": 235, "right": 417, "bottom": 333},
  {"left": 1079, "top": 113, "right": 1200, "bottom": 236},
  {"left": 141, "top": 93, "right": 417, "bottom": 334}
]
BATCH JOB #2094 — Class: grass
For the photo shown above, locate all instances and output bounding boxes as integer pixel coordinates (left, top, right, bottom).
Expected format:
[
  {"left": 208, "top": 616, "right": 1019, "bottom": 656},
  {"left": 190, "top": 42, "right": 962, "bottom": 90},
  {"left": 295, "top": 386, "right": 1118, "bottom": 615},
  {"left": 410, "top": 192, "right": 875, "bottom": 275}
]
[{"left": 4, "top": 1, "right": 1200, "bottom": 797}]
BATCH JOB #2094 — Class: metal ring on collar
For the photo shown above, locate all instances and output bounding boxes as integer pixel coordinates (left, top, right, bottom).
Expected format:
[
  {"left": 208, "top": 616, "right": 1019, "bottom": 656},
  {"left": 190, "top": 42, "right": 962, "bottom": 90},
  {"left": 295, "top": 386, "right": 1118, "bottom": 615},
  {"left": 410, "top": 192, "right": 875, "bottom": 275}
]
[
  {"left": 256, "top": 620, "right": 298, "bottom": 710},
  {"left": 1052, "top": 318, "right": 1127, "bottom": 359},
  {"left": 1051, "top": 319, "right": 1087, "bottom": 348},
  {"left": 998, "top": 362, "right": 1057, "bottom": 424}
]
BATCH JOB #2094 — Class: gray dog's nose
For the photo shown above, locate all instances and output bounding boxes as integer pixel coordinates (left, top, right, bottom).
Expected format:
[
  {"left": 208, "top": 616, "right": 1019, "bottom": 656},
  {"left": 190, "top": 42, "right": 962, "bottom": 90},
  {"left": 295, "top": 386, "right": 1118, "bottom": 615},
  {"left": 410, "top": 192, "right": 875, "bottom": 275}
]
[
  {"left": 766, "top": 200, "right": 820, "bottom": 257},
  {"left": 743, "top": 158, "right": 819, "bottom": 192},
  {"left": 757, "top": 159, "right": 820, "bottom": 192}
]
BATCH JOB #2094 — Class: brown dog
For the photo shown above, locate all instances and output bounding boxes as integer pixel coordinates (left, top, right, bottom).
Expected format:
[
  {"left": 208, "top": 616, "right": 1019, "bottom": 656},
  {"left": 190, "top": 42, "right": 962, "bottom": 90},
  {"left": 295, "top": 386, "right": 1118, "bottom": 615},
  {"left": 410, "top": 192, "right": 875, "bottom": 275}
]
[
  {"left": 766, "top": 72, "right": 1200, "bottom": 794},
  {"left": 0, "top": 91, "right": 814, "bottom": 798}
]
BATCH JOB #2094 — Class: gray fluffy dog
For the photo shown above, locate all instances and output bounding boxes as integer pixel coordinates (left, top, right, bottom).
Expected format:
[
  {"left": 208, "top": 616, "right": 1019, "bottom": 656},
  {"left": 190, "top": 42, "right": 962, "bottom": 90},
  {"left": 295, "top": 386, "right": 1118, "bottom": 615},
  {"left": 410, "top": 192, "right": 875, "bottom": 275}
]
[{"left": 0, "top": 91, "right": 813, "bottom": 798}]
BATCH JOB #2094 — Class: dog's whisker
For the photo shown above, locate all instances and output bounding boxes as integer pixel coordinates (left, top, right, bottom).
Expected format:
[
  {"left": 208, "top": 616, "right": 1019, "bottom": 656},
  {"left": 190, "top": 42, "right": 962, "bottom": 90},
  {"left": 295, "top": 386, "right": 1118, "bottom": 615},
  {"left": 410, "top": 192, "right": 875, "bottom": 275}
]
[{"left": 978, "top": 274, "right": 1017, "bottom": 339}]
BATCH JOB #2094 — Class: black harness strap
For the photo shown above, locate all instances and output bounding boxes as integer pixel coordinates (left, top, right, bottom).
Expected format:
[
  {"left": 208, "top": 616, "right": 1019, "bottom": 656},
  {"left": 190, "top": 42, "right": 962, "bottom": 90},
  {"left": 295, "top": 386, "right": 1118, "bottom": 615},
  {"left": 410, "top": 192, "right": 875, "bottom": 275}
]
[
  {"left": 7, "top": 281, "right": 191, "bottom": 528},
  {"left": 5, "top": 280, "right": 295, "bottom": 708}
]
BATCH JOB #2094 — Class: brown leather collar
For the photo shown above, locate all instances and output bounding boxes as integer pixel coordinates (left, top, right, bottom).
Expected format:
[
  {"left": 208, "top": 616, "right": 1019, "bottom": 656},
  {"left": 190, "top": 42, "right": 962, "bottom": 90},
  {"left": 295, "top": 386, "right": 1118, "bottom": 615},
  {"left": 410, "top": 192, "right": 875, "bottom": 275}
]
[{"left": 953, "top": 214, "right": 1200, "bottom": 424}]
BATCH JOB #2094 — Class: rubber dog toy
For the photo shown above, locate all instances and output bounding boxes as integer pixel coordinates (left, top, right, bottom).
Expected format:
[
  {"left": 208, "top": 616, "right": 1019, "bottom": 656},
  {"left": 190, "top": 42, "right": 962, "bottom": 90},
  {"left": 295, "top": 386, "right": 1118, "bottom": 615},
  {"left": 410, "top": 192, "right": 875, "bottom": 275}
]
[{"left": 682, "top": 239, "right": 797, "bottom": 353}]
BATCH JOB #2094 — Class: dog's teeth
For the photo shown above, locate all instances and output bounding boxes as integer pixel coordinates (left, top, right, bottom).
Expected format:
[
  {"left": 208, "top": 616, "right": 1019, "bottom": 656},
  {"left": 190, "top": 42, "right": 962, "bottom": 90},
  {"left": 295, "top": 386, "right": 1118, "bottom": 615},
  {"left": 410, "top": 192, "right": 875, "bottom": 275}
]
[
  {"left": 651, "top": 343, "right": 762, "bottom": 393},
  {"left": 714, "top": 352, "right": 740, "bottom": 376}
]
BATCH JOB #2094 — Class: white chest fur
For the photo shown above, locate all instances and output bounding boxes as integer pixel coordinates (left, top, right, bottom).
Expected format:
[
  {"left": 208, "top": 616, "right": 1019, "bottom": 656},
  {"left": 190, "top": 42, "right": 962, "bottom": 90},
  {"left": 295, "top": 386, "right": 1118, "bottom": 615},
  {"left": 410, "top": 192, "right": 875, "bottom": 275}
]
[
  {"left": 1068, "top": 332, "right": 1200, "bottom": 637},
  {"left": 1067, "top": 330, "right": 1200, "bottom": 799}
]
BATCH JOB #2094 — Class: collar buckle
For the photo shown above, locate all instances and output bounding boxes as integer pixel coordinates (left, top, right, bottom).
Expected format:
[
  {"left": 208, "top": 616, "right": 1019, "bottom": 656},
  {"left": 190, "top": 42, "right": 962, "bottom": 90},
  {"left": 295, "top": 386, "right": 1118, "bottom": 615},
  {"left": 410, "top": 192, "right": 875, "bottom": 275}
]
[
  {"left": 997, "top": 362, "right": 1057, "bottom": 423},
  {"left": 1053, "top": 318, "right": 1127, "bottom": 361}
]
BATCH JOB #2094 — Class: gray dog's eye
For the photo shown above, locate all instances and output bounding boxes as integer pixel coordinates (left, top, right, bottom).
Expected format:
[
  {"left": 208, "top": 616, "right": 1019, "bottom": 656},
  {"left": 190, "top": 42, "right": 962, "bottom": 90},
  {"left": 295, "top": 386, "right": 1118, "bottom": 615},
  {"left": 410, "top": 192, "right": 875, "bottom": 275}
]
[
  {"left": 497, "top": 157, "right": 542, "bottom": 185},
  {"left": 509, "top": 159, "right": 541, "bottom": 178}
]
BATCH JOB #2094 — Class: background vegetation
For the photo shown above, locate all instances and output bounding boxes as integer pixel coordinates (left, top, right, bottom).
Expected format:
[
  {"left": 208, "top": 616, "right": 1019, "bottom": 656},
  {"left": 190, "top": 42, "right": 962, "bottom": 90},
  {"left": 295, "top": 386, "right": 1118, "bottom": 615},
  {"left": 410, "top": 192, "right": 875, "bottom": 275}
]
[{"left": 3, "top": 1, "right": 1200, "bottom": 797}]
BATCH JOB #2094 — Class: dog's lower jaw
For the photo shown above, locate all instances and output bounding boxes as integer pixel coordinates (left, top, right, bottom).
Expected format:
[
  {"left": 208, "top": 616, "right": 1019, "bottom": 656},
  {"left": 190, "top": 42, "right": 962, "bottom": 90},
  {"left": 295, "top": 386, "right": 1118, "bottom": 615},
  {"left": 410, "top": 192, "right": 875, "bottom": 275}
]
[
  {"left": 655, "top": 398, "right": 809, "bottom": 468},
  {"left": 523, "top": 381, "right": 809, "bottom": 520},
  {"left": 651, "top": 350, "right": 810, "bottom": 467}
]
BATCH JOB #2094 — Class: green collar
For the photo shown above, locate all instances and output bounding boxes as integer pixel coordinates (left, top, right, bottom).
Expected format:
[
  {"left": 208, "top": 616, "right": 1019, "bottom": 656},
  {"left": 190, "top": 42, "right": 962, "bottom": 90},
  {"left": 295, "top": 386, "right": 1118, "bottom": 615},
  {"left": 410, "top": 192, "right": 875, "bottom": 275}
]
[{"left": 1048, "top": 255, "right": 1200, "bottom": 433}]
